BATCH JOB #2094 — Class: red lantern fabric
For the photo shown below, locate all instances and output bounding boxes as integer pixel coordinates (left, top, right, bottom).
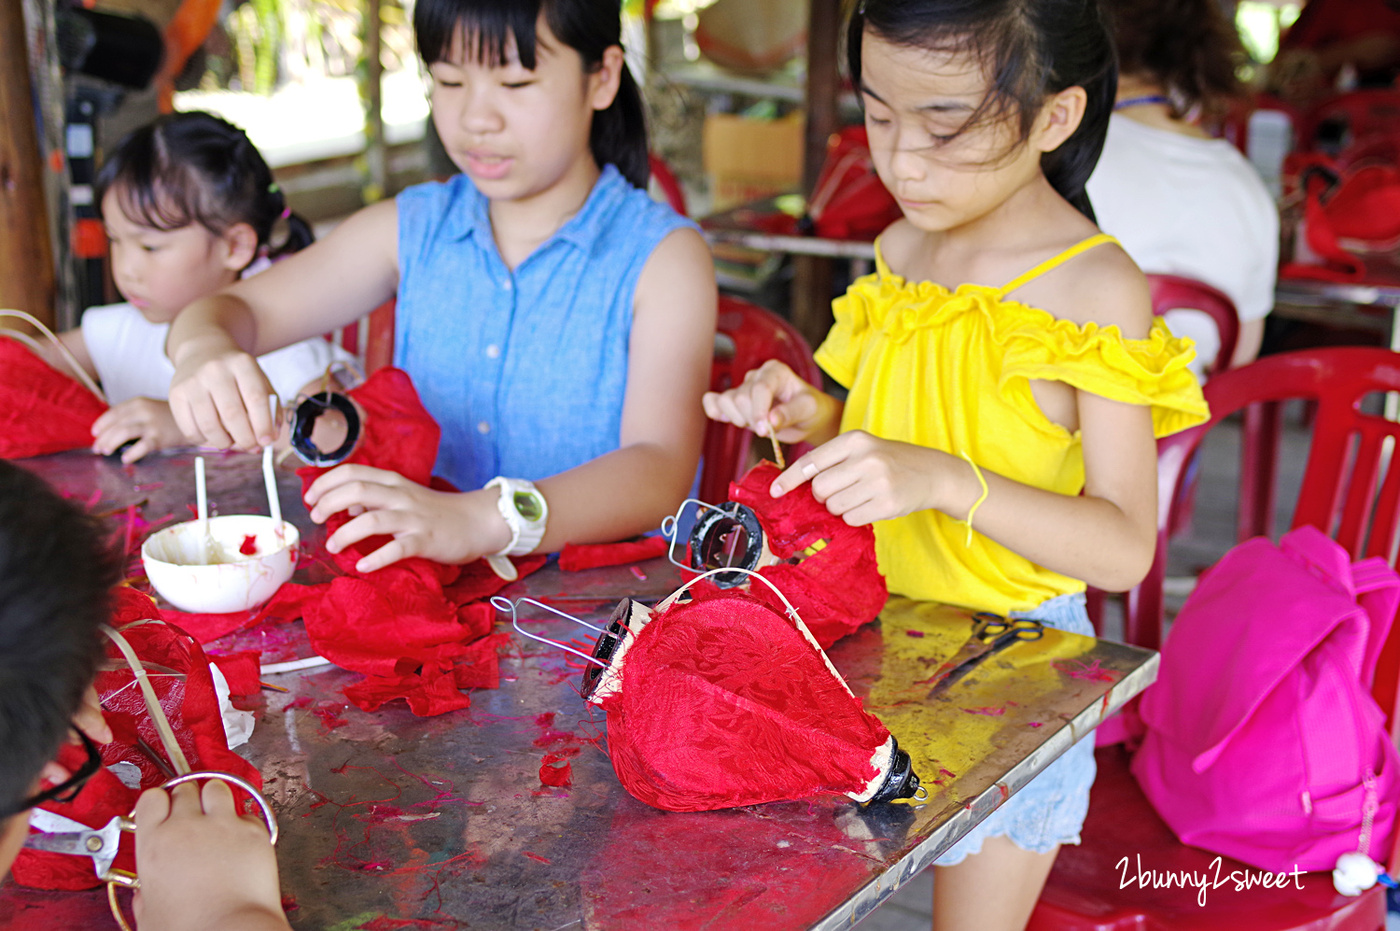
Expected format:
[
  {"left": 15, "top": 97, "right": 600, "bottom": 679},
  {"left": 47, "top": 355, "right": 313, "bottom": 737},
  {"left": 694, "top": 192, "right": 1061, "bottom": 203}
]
[
  {"left": 13, "top": 587, "right": 261, "bottom": 890},
  {"left": 0, "top": 338, "right": 107, "bottom": 458},
  {"left": 281, "top": 368, "right": 542, "bottom": 716},
  {"left": 719, "top": 461, "right": 888, "bottom": 648},
  {"left": 590, "top": 586, "right": 898, "bottom": 812},
  {"left": 209, "top": 650, "right": 263, "bottom": 697},
  {"left": 559, "top": 536, "right": 668, "bottom": 572}
]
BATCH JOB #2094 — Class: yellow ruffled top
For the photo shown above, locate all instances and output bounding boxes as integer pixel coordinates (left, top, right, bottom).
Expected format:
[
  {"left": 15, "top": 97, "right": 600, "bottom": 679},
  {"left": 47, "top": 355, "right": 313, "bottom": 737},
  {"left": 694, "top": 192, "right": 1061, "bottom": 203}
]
[{"left": 814, "top": 234, "right": 1210, "bottom": 614}]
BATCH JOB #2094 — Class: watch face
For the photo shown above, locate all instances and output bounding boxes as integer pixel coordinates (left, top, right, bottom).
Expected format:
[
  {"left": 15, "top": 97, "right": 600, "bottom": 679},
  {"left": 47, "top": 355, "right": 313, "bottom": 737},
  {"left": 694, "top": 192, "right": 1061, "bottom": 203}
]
[{"left": 513, "top": 491, "right": 545, "bottom": 522}]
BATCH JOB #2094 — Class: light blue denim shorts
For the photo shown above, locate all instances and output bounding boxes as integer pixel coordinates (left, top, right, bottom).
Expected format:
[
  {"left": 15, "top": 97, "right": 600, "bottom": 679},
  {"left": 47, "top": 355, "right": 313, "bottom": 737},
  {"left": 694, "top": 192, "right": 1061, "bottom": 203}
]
[{"left": 933, "top": 591, "right": 1097, "bottom": 866}]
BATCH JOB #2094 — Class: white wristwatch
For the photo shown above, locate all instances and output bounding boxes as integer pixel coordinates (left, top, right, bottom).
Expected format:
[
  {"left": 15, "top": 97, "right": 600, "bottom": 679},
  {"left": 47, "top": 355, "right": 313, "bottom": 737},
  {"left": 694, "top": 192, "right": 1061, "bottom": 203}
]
[{"left": 487, "top": 476, "right": 548, "bottom": 556}]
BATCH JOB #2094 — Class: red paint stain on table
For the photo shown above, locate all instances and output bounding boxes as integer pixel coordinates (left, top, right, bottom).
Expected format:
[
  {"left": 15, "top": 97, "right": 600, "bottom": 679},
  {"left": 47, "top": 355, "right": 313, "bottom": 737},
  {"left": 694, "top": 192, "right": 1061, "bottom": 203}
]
[
  {"left": 523, "top": 852, "right": 551, "bottom": 864},
  {"left": 1053, "top": 657, "right": 1117, "bottom": 682}
]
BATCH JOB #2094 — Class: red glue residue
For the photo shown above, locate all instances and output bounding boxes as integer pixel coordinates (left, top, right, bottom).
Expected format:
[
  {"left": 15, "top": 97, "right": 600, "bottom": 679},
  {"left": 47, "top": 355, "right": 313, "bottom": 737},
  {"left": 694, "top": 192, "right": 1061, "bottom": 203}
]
[{"left": 240, "top": 534, "right": 259, "bottom": 556}]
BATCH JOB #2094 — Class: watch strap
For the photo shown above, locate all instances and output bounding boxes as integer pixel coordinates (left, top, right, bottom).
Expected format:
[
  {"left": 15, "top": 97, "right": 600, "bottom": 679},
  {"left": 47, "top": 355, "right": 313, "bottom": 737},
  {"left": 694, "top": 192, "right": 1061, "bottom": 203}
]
[{"left": 487, "top": 476, "right": 548, "bottom": 557}]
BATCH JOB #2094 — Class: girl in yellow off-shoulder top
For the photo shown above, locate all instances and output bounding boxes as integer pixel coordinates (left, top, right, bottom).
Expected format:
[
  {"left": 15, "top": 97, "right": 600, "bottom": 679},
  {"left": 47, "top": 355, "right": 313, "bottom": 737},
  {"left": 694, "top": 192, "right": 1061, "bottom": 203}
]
[{"left": 703, "top": 1, "right": 1208, "bottom": 929}]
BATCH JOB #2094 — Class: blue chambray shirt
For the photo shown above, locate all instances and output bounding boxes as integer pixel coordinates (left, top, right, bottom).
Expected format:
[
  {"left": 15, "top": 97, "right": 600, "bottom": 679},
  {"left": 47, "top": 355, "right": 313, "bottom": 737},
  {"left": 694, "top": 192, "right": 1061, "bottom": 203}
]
[{"left": 394, "top": 165, "right": 697, "bottom": 491}]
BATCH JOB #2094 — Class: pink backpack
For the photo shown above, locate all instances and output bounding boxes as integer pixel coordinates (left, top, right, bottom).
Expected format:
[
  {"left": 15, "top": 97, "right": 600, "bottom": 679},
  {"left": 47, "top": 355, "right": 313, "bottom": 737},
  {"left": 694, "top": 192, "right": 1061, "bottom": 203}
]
[{"left": 1133, "top": 524, "right": 1400, "bottom": 872}]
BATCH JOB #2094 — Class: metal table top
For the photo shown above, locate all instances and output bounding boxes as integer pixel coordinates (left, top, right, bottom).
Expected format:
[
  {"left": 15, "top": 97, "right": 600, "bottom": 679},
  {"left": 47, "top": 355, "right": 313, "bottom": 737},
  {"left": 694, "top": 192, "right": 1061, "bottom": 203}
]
[{"left": 1, "top": 449, "right": 1157, "bottom": 930}]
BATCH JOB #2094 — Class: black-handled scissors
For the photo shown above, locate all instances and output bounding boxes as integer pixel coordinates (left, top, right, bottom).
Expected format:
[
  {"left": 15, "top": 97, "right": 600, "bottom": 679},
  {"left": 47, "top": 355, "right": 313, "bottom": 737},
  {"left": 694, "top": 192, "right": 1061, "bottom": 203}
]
[{"left": 925, "top": 612, "right": 1045, "bottom": 698}]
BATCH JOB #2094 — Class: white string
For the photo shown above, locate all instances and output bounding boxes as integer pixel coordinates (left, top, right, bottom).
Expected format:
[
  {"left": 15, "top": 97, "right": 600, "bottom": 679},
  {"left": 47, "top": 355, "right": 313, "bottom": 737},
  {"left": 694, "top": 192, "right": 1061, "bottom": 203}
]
[
  {"left": 0, "top": 309, "right": 107, "bottom": 403},
  {"left": 655, "top": 566, "right": 859, "bottom": 700}
]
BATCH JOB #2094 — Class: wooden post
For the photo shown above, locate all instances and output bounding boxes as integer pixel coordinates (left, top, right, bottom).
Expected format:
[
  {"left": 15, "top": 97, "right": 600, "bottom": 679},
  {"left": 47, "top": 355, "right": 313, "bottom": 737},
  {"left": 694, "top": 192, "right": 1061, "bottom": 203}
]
[
  {"left": 791, "top": 0, "right": 843, "bottom": 349},
  {"left": 361, "top": 0, "right": 387, "bottom": 203},
  {"left": 0, "top": 0, "right": 56, "bottom": 328}
]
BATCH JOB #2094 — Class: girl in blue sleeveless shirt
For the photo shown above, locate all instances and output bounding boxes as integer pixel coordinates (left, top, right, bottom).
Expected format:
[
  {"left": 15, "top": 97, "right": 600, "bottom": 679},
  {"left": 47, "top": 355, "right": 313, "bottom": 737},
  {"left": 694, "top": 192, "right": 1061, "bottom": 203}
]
[{"left": 167, "top": 0, "right": 716, "bottom": 573}]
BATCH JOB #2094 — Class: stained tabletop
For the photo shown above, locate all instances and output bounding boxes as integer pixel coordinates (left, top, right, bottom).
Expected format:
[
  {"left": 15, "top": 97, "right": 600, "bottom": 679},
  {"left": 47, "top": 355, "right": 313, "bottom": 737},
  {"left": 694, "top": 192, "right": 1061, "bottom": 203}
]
[{"left": 1, "top": 449, "right": 1156, "bottom": 930}]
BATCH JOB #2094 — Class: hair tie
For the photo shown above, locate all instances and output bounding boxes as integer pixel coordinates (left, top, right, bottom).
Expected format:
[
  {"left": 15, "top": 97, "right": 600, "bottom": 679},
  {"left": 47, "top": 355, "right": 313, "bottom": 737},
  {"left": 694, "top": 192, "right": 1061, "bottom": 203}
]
[
  {"left": 279, "top": 207, "right": 291, "bottom": 220},
  {"left": 268, "top": 182, "right": 281, "bottom": 195}
]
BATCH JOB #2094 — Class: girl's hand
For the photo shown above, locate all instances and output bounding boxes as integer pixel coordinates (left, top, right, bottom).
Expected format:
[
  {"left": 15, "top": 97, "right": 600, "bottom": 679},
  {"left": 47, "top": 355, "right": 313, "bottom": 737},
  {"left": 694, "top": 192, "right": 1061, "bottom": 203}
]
[
  {"left": 168, "top": 347, "right": 277, "bottom": 452},
  {"left": 304, "top": 465, "right": 511, "bottom": 572},
  {"left": 702, "top": 360, "right": 839, "bottom": 445},
  {"left": 91, "top": 398, "right": 188, "bottom": 463},
  {"left": 770, "top": 430, "right": 948, "bottom": 526},
  {"left": 133, "top": 781, "right": 290, "bottom": 931}
]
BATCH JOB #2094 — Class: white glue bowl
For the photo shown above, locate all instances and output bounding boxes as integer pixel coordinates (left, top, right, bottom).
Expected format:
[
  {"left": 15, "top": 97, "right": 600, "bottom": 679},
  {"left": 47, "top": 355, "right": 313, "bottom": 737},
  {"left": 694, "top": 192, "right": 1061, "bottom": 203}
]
[{"left": 142, "top": 515, "right": 300, "bottom": 614}]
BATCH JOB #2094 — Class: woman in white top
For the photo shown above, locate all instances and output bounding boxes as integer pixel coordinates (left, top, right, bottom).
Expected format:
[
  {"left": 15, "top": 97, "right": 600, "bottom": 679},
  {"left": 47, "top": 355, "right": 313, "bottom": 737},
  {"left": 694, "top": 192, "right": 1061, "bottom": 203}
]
[{"left": 1087, "top": 0, "right": 1278, "bottom": 376}]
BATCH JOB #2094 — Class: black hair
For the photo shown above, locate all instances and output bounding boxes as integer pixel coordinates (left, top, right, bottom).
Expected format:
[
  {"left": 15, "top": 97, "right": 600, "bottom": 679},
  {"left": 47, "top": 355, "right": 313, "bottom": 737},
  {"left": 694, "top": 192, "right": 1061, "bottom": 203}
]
[
  {"left": 0, "top": 461, "right": 120, "bottom": 817},
  {"left": 1103, "top": 0, "right": 1246, "bottom": 118},
  {"left": 847, "top": 0, "right": 1118, "bottom": 221},
  {"left": 414, "top": 0, "right": 649, "bottom": 189},
  {"left": 95, "top": 110, "right": 314, "bottom": 264}
]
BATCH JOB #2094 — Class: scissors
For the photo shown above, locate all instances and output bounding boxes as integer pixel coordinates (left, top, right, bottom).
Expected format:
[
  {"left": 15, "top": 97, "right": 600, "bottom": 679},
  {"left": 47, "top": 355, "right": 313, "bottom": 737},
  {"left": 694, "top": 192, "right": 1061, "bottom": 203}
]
[
  {"left": 22, "top": 771, "right": 278, "bottom": 889},
  {"left": 925, "top": 612, "right": 1045, "bottom": 698}
]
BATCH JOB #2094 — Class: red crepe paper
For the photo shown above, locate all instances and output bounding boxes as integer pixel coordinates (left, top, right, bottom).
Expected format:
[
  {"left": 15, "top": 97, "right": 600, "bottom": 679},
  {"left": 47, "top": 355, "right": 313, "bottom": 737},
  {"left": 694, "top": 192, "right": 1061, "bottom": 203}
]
[
  {"left": 279, "top": 368, "right": 542, "bottom": 715},
  {"left": 210, "top": 650, "right": 263, "bottom": 697},
  {"left": 0, "top": 338, "right": 108, "bottom": 458},
  {"left": 718, "top": 462, "right": 887, "bottom": 648},
  {"left": 539, "top": 753, "right": 574, "bottom": 788},
  {"left": 13, "top": 587, "right": 261, "bottom": 890},
  {"left": 452, "top": 633, "right": 508, "bottom": 690},
  {"left": 133, "top": 369, "right": 544, "bottom": 717},
  {"left": 296, "top": 367, "right": 444, "bottom": 580},
  {"left": 342, "top": 661, "right": 473, "bottom": 716},
  {"left": 593, "top": 587, "right": 893, "bottom": 812},
  {"left": 559, "top": 536, "right": 669, "bottom": 571},
  {"left": 160, "top": 604, "right": 267, "bottom": 644}
]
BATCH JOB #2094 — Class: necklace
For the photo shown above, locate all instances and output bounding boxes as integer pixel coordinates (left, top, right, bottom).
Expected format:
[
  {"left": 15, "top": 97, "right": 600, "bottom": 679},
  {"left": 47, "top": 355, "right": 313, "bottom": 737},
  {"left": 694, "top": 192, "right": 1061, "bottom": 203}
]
[{"left": 1114, "top": 94, "right": 1172, "bottom": 111}]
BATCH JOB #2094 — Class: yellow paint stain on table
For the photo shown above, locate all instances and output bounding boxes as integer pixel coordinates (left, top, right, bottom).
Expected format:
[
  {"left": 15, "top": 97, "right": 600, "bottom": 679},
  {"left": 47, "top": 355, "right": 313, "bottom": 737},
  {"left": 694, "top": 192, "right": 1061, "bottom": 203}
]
[{"left": 866, "top": 598, "right": 1101, "bottom": 787}]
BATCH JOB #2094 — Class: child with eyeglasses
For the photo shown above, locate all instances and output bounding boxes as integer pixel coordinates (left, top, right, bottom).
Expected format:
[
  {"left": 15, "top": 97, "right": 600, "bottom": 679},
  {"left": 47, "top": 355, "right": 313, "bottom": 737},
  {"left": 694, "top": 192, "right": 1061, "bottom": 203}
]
[{"left": 0, "top": 460, "right": 291, "bottom": 930}]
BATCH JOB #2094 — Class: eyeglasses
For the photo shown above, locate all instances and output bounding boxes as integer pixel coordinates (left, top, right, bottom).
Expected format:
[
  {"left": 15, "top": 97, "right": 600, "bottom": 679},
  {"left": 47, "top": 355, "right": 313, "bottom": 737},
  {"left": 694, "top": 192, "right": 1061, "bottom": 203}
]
[{"left": 0, "top": 727, "right": 103, "bottom": 820}]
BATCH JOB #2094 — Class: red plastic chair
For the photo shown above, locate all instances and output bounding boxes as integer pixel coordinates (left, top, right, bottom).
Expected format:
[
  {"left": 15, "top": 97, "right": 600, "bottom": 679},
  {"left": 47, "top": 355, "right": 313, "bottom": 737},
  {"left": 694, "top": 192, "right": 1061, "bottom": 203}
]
[
  {"left": 1030, "top": 347, "right": 1400, "bottom": 931},
  {"left": 699, "top": 296, "right": 822, "bottom": 503},
  {"left": 1297, "top": 89, "right": 1400, "bottom": 159},
  {"left": 1084, "top": 275, "right": 1240, "bottom": 629},
  {"left": 1145, "top": 274, "right": 1240, "bottom": 379},
  {"left": 648, "top": 153, "right": 689, "bottom": 217},
  {"left": 331, "top": 299, "right": 396, "bottom": 375}
]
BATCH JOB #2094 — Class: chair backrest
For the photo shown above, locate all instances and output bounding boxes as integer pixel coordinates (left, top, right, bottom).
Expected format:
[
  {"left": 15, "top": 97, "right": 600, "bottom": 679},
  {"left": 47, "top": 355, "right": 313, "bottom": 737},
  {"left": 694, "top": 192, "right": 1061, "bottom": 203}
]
[
  {"left": 1298, "top": 89, "right": 1400, "bottom": 157},
  {"left": 699, "top": 296, "right": 822, "bottom": 503},
  {"left": 1125, "top": 348, "right": 1400, "bottom": 732},
  {"left": 648, "top": 153, "right": 688, "bottom": 217},
  {"left": 1216, "top": 91, "right": 1300, "bottom": 157},
  {"left": 1144, "top": 273, "right": 1240, "bottom": 378},
  {"left": 330, "top": 299, "right": 396, "bottom": 376}
]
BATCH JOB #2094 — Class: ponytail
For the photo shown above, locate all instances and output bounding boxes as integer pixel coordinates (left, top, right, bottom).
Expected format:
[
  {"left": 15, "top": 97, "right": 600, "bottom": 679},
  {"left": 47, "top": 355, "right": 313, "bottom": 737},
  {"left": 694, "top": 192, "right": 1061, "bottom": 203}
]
[
  {"left": 593, "top": 65, "right": 649, "bottom": 190},
  {"left": 263, "top": 181, "right": 315, "bottom": 259},
  {"left": 276, "top": 213, "right": 316, "bottom": 258}
]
